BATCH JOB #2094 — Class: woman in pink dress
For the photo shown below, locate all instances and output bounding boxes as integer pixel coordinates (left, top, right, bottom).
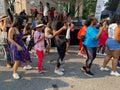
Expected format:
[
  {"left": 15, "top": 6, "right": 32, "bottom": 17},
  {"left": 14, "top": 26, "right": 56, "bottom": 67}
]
[{"left": 97, "top": 19, "right": 108, "bottom": 55}]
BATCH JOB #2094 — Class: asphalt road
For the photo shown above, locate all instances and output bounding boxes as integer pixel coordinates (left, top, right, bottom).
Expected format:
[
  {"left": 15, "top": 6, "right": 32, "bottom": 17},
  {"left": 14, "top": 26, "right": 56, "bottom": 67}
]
[{"left": 0, "top": 46, "right": 120, "bottom": 90}]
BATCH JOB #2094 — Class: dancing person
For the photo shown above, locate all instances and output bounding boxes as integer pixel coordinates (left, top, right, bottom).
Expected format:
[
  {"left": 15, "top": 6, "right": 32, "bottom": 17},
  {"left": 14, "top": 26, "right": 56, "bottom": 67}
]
[
  {"left": 77, "top": 21, "right": 89, "bottom": 58},
  {"left": 100, "top": 14, "right": 120, "bottom": 76},
  {"left": 0, "top": 15, "right": 13, "bottom": 68},
  {"left": 65, "top": 13, "right": 74, "bottom": 55},
  {"left": 81, "top": 17, "right": 103, "bottom": 77},
  {"left": 97, "top": 19, "right": 108, "bottom": 55},
  {"left": 45, "top": 22, "right": 53, "bottom": 54},
  {"left": 8, "top": 16, "right": 32, "bottom": 79},
  {"left": 34, "top": 24, "right": 45, "bottom": 74},
  {"left": 53, "top": 13, "right": 67, "bottom": 75}
]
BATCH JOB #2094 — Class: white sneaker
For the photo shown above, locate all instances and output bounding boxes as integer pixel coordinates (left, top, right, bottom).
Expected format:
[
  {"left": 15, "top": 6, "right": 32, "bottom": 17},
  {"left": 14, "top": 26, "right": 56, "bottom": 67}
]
[
  {"left": 117, "top": 66, "right": 120, "bottom": 69},
  {"left": 13, "top": 73, "right": 20, "bottom": 79},
  {"left": 103, "top": 53, "right": 107, "bottom": 56},
  {"left": 100, "top": 67, "right": 109, "bottom": 71},
  {"left": 110, "top": 71, "right": 120, "bottom": 76},
  {"left": 97, "top": 53, "right": 102, "bottom": 55},
  {"left": 60, "top": 68, "right": 65, "bottom": 72},
  {"left": 54, "top": 70, "right": 64, "bottom": 75},
  {"left": 97, "top": 53, "right": 100, "bottom": 55},
  {"left": 23, "top": 65, "right": 32, "bottom": 70}
]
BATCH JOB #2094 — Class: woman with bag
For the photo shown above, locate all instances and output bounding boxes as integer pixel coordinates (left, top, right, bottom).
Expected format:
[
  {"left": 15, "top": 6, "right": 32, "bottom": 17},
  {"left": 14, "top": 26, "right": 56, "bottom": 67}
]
[
  {"left": 100, "top": 14, "right": 120, "bottom": 76},
  {"left": 53, "top": 13, "right": 67, "bottom": 75}
]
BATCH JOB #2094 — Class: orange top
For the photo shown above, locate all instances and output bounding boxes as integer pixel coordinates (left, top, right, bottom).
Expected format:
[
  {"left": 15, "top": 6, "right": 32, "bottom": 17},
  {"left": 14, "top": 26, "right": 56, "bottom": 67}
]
[{"left": 77, "top": 25, "right": 87, "bottom": 39}]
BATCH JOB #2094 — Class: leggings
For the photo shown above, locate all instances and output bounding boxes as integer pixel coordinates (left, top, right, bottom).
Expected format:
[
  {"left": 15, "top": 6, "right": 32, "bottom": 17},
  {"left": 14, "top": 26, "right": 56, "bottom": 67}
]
[
  {"left": 56, "top": 42, "right": 66, "bottom": 68},
  {"left": 84, "top": 45, "right": 97, "bottom": 68}
]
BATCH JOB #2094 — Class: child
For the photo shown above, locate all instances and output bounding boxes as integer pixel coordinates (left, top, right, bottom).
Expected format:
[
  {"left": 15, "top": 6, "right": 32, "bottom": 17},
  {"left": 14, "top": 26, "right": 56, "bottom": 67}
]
[{"left": 34, "top": 24, "right": 45, "bottom": 74}]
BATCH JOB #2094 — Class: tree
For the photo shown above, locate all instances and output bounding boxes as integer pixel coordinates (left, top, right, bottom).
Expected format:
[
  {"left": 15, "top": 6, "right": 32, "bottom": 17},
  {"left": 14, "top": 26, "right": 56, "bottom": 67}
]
[
  {"left": 106, "top": 0, "right": 120, "bottom": 11},
  {"left": 82, "top": 0, "right": 97, "bottom": 19}
]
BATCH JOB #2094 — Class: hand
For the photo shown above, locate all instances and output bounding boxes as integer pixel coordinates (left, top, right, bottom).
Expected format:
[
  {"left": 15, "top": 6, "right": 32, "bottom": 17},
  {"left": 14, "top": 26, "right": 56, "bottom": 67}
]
[{"left": 17, "top": 45, "right": 23, "bottom": 51}]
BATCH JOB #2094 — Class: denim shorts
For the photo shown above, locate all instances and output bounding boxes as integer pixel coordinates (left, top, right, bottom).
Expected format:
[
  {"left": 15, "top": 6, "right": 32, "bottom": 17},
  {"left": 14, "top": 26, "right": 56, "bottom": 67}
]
[{"left": 106, "top": 38, "right": 120, "bottom": 50}]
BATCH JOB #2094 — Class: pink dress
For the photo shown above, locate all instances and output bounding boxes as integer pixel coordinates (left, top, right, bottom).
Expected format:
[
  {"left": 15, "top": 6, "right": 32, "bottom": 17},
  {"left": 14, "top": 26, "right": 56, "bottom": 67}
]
[{"left": 98, "top": 30, "right": 108, "bottom": 46}]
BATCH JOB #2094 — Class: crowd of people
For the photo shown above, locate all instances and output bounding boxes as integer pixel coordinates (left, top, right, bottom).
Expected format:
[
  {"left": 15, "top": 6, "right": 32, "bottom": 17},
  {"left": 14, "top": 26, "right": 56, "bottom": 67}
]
[{"left": 0, "top": 2, "right": 120, "bottom": 79}]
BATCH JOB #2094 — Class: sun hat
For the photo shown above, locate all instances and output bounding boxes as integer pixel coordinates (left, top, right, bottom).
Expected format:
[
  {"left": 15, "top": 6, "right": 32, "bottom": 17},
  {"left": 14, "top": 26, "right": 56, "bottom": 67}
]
[{"left": 36, "top": 23, "right": 44, "bottom": 28}]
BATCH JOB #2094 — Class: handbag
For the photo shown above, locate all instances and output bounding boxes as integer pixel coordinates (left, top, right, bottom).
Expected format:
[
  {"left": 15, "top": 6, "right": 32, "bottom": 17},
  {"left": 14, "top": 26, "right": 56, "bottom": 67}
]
[{"left": 55, "top": 36, "right": 66, "bottom": 47}]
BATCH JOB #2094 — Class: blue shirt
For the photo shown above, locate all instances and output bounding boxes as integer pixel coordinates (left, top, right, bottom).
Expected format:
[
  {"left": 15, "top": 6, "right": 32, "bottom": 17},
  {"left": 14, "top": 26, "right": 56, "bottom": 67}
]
[
  {"left": 32, "top": 21, "right": 36, "bottom": 29},
  {"left": 84, "top": 26, "right": 99, "bottom": 47}
]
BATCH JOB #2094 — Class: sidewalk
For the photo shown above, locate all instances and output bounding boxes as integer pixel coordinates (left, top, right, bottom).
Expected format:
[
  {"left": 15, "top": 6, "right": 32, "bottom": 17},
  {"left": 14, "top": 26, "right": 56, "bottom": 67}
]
[{"left": 0, "top": 45, "right": 120, "bottom": 90}]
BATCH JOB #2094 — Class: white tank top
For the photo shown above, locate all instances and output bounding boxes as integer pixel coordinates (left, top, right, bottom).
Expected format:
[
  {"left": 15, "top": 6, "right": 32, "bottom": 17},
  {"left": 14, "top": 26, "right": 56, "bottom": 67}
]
[{"left": 108, "top": 23, "right": 117, "bottom": 39}]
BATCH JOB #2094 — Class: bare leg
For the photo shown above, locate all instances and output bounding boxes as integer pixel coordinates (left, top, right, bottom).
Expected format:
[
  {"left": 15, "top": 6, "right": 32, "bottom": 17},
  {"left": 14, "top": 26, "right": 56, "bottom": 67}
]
[
  {"left": 66, "top": 39, "right": 70, "bottom": 54},
  {"left": 25, "top": 60, "right": 29, "bottom": 66},
  {"left": 13, "top": 60, "right": 20, "bottom": 74},
  {"left": 97, "top": 45, "right": 102, "bottom": 53},
  {"left": 112, "top": 50, "right": 120, "bottom": 72},
  {"left": 102, "top": 49, "right": 112, "bottom": 67},
  {"left": 101, "top": 45, "right": 106, "bottom": 54}
]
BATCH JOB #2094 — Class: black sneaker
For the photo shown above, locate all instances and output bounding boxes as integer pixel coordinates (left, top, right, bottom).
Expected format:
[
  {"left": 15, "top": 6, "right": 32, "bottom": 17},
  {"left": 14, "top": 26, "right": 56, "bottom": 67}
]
[
  {"left": 80, "top": 66, "right": 86, "bottom": 72},
  {"left": 84, "top": 71, "right": 94, "bottom": 77},
  {"left": 39, "top": 71, "right": 44, "bottom": 75}
]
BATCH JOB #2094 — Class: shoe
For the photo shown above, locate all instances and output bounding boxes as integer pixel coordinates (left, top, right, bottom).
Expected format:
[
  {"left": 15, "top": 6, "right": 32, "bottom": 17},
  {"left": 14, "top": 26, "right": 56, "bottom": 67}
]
[
  {"left": 60, "top": 68, "right": 64, "bottom": 72},
  {"left": 65, "top": 52, "right": 69, "bottom": 55},
  {"left": 54, "top": 69, "right": 64, "bottom": 75},
  {"left": 39, "top": 71, "right": 44, "bottom": 75},
  {"left": 100, "top": 67, "right": 109, "bottom": 71},
  {"left": 6, "top": 64, "right": 12, "bottom": 68},
  {"left": 110, "top": 71, "right": 120, "bottom": 76},
  {"left": 23, "top": 65, "right": 32, "bottom": 70},
  {"left": 84, "top": 71, "right": 94, "bottom": 77},
  {"left": 82, "top": 54, "right": 88, "bottom": 59},
  {"left": 29, "top": 51, "right": 32, "bottom": 53},
  {"left": 61, "top": 60, "right": 65, "bottom": 64},
  {"left": 117, "top": 66, "right": 120, "bottom": 69},
  {"left": 103, "top": 53, "right": 107, "bottom": 56},
  {"left": 78, "top": 53, "right": 83, "bottom": 56},
  {"left": 96, "top": 52, "right": 99, "bottom": 55},
  {"left": 13, "top": 73, "right": 20, "bottom": 79},
  {"left": 80, "top": 66, "right": 86, "bottom": 72},
  {"left": 97, "top": 53, "right": 102, "bottom": 55}
]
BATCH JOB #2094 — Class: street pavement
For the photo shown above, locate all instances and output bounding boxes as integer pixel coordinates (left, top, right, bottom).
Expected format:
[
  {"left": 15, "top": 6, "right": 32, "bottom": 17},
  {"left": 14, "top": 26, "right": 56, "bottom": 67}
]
[{"left": 0, "top": 45, "right": 120, "bottom": 90}]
